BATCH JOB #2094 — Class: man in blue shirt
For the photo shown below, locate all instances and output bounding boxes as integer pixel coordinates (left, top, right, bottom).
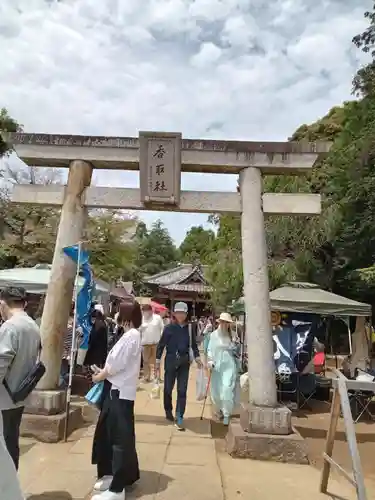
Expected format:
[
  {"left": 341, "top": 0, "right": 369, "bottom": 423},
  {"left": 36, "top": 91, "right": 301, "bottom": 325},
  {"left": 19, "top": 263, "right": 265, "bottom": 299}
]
[{"left": 155, "top": 302, "right": 202, "bottom": 430}]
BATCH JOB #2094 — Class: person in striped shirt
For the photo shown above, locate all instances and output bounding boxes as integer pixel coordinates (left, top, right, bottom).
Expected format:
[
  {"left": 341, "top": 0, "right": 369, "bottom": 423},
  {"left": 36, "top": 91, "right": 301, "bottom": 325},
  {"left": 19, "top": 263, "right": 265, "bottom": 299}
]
[{"left": 60, "top": 303, "right": 82, "bottom": 387}]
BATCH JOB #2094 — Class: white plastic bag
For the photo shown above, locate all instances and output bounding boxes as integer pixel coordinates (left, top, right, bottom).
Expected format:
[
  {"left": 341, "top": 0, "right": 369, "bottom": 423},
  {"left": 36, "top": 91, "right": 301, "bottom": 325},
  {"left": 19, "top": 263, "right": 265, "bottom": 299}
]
[
  {"left": 196, "top": 368, "right": 208, "bottom": 401},
  {"left": 76, "top": 347, "right": 87, "bottom": 366},
  {"left": 240, "top": 372, "right": 249, "bottom": 390},
  {"left": 150, "top": 381, "right": 161, "bottom": 400}
]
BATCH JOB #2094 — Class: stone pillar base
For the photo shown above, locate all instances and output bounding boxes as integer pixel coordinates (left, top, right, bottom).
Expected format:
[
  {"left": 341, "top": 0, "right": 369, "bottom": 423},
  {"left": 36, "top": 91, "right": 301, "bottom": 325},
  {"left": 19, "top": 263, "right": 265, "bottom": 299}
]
[
  {"left": 21, "top": 390, "right": 83, "bottom": 442},
  {"left": 226, "top": 420, "right": 309, "bottom": 464},
  {"left": 21, "top": 407, "right": 83, "bottom": 443},
  {"left": 24, "top": 389, "right": 66, "bottom": 416},
  {"left": 240, "top": 402, "right": 292, "bottom": 435}
]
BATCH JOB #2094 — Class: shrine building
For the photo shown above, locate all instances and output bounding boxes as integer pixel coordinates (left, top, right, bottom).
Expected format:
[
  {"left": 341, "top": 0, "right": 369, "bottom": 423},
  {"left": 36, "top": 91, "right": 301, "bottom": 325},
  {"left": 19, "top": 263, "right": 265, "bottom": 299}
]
[{"left": 143, "top": 263, "right": 212, "bottom": 317}]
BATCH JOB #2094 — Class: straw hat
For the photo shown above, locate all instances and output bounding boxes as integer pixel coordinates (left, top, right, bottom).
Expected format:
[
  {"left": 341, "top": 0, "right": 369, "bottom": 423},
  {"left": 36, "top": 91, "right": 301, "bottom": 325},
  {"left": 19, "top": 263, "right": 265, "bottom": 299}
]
[
  {"left": 137, "top": 297, "right": 152, "bottom": 306},
  {"left": 218, "top": 312, "right": 233, "bottom": 323},
  {"left": 271, "top": 311, "right": 281, "bottom": 327}
]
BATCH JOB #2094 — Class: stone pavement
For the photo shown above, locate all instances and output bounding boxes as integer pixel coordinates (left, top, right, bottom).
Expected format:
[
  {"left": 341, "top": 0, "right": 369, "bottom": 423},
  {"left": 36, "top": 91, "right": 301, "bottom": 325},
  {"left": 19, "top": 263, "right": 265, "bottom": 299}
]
[{"left": 19, "top": 371, "right": 359, "bottom": 500}]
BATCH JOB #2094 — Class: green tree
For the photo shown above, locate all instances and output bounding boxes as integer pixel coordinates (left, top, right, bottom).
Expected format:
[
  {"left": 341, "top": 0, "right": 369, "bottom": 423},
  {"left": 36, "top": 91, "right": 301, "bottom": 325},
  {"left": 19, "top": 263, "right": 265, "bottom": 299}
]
[
  {"left": 0, "top": 108, "right": 22, "bottom": 157},
  {"left": 205, "top": 215, "right": 243, "bottom": 309},
  {"left": 179, "top": 225, "right": 215, "bottom": 263},
  {"left": 0, "top": 162, "right": 62, "bottom": 268},
  {"left": 206, "top": 247, "right": 243, "bottom": 310},
  {"left": 352, "top": 2, "right": 375, "bottom": 97},
  {"left": 86, "top": 210, "right": 137, "bottom": 282},
  {"left": 0, "top": 108, "right": 60, "bottom": 267},
  {"left": 132, "top": 220, "right": 178, "bottom": 294}
]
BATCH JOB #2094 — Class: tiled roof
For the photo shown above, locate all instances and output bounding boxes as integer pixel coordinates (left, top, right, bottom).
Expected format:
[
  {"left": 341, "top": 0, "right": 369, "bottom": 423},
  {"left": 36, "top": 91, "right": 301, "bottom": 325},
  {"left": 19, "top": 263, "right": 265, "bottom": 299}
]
[
  {"left": 160, "top": 283, "right": 212, "bottom": 293},
  {"left": 144, "top": 264, "right": 209, "bottom": 286},
  {"left": 110, "top": 287, "right": 132, "bottom": 299}
]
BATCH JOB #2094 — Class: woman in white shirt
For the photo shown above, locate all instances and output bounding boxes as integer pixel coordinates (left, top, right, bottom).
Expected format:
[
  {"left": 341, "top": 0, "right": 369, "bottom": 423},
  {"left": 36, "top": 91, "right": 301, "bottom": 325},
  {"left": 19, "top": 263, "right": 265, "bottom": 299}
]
[
  {"left": 91, "top": 300, "right": 142, "bottom": 500},
  {"left": 139, "top": 304, "right": 164, "bottom": 382}
]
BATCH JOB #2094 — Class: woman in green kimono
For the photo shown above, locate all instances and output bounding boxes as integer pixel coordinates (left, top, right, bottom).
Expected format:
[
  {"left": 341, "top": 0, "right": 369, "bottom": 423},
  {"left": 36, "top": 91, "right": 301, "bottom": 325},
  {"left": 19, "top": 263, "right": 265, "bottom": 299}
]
[{"left": 207, "top": 312, "right": 240, "bottom": 425}]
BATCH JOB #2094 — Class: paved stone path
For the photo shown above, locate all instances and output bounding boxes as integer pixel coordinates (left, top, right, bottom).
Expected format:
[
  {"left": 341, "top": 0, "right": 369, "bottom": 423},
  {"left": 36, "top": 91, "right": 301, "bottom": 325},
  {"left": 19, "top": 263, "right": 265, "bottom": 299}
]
[{"left": 19, "top": 370, "right": 359, "bottom": 500}]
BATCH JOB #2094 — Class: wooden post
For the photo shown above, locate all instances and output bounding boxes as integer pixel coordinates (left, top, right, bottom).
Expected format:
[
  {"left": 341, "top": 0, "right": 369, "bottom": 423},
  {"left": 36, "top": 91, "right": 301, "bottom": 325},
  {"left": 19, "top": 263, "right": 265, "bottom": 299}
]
[
  {"left": 320, "top": 386, "right": 341, "bottom": 492},
  {"left": 38, "top": 161, "right": 93, "bottom": 390},
  {"left": 321, "top": 370, "right": 368, "bottom": 500}
]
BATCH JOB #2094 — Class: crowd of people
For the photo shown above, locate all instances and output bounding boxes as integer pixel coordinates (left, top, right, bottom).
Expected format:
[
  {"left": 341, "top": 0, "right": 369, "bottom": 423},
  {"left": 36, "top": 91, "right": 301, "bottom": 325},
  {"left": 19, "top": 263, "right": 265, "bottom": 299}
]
[{"left": 0, "top": 287, "right": 242, "bottom": 500}]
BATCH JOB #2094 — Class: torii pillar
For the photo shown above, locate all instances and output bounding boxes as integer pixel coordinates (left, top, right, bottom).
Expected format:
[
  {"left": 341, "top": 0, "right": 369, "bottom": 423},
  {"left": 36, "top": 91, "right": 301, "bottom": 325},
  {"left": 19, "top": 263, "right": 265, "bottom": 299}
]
[
  {"left": 241, "top": 166, "right": 277, "bottom": 407},
  {"left": 38, "top": 160, "right": 93, "bottom": 389},
  {"left": 226, "top": 166, "right": 308, "bottom": 463},
  {"left": 23, "top": 160, "right": 92, "bottom": 441}
]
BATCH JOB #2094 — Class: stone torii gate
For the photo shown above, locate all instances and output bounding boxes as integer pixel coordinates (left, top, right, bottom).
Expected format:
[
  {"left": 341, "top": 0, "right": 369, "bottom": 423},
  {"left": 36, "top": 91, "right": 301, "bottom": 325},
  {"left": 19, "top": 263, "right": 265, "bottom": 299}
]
[{"left": 8, "top": 132, "right": 329, "bottom": 452}]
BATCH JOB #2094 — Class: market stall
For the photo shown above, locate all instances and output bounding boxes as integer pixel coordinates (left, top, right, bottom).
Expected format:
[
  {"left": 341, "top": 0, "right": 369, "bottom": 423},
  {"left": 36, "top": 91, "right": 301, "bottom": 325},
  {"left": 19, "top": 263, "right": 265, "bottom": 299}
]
[
  {"left": 232, "top": 282, "right": 372, "bottom": 374},
  {"left": 233, "top": 282, "right": 371, "bottom": 317},
  {"left": 0, "top": 264, "right": 111, "bottom": 316}
]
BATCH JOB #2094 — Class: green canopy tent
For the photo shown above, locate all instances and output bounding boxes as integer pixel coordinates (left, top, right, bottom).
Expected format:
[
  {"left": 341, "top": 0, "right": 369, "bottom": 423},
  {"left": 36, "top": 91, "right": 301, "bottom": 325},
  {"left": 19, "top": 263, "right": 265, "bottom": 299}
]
[
  {"left": 231, "top": 282, "right": 371, "bottom": 317},
  {"left": 231, "top": 282, "right": 372, "bottom": 369}
]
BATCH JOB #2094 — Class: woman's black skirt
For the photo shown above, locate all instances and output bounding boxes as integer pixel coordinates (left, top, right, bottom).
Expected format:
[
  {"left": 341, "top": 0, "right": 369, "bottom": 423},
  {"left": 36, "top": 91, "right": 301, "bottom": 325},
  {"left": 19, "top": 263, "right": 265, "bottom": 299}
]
[{"left": 92, "top": 382, "right": 139, "bottom": 488}]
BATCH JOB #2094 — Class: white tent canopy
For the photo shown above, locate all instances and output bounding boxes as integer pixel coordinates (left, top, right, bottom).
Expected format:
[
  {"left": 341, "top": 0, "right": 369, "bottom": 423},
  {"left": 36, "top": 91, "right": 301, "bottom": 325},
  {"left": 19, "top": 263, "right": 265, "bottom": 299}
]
[
  {"left": 0, "top": 264, "right": 110, "bottom": 296},
  {"left": 235, "top": 282, "right": 371, "bottom": 317}
]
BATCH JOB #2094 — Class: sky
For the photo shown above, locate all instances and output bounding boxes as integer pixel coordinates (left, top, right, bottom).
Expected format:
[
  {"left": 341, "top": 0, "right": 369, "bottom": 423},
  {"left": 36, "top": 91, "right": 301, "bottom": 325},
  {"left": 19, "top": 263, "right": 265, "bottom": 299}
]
[{"left": 0, "top": 0, "right": 372, "bottom": 244}]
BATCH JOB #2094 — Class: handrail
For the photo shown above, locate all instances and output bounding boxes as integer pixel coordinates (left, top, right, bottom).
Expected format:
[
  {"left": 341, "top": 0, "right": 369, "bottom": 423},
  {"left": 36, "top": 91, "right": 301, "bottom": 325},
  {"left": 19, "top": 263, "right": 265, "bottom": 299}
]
[{"left": 320, "top": 368, "right": 372, "bottom": 500}]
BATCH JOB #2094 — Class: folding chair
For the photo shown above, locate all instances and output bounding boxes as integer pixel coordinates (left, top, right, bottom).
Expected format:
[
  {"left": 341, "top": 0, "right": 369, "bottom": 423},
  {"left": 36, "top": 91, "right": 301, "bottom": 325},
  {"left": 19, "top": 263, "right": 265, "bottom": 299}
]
[
  {"left": 276, "top": 372, "right": 300, "bottom": 410},
  {"left": 345, "top": 370, "right": 375, "bottom": 422},
  {"left": 348, "top": 390, "right": 375, "bottom": 422},
  {"left": 298, "top": 373, "right": 317, "bottom": 410}
]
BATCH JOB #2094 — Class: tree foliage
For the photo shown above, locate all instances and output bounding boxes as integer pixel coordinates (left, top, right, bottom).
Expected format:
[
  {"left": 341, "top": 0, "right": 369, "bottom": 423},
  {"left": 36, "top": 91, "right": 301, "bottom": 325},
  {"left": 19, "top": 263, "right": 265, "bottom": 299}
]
[
  {"left": 0, "top": 108, "right": 22, "bottom": 157},
  {"left": 0, "top": 154, "right": 62, "bottom": 268},
  {"left": 204, "top": 215, "right": 243, "bottom": 310},
  {"left": 131, "top": 220, "right": 178, "bottom": 295},
  {"left": 352, "top": 3, "right": 375, "bottom": 97},
  {"left": 179, "top": 225, "right": 215, "bottom": 263},
  {"left": 86, "top": 210, "right": 137, "bottom": 283}
]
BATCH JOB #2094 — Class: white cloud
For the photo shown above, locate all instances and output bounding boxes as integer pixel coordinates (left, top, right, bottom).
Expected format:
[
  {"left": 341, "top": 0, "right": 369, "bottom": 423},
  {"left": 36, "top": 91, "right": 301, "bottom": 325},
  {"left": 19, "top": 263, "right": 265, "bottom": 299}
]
[
  {"left": 191, "top": 42, "right": 222, "bottom": 67},
  {"left": 0, "top": 0, "right": 372, "bottom": 244}
]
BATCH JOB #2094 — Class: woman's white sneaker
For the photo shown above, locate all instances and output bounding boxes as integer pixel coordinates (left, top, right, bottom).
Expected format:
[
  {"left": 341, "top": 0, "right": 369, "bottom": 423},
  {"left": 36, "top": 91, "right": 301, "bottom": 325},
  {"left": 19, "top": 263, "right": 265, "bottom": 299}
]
[
  {"left": 94, "top": 476, "right": 113, "bottom": 491},
  {"left": 91, "top": 490, "right": 125, "bottom": 500}
]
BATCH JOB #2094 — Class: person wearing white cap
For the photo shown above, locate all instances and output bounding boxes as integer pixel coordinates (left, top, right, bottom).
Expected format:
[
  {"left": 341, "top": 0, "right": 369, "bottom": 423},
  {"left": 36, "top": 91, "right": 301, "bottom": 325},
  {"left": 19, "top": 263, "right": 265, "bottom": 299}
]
[
  {"left": 207, "top": 312, "right": 240, "bottom": 425},
  {"left": 155, "top": 302, "right": 202, "bottom": 430}
]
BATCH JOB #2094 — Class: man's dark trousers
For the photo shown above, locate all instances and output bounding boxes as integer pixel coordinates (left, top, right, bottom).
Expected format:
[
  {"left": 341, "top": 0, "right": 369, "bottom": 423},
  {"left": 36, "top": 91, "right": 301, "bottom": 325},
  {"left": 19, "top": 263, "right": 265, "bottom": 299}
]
[
  {"left": 164, "top": 361, "right": 190, "bottom": 418},
  {"left": 2, "top": 406, "right": 24, "bottom": 470}
]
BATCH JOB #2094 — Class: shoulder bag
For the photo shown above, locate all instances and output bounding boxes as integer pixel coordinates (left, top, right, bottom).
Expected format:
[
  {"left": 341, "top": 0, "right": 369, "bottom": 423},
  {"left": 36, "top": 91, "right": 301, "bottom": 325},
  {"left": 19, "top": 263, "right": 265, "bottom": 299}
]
[
  {"left": 3, "top": 343, "right": 46, "bottom": 404},
  {"left": 175, "top": 324, "right": 195, "bottom": 368}
]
